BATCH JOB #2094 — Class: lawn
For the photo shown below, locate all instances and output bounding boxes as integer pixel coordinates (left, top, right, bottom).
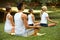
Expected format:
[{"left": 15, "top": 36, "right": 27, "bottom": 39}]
[{"left": 0, "top": 19, "right": 60, "bottom": 40}]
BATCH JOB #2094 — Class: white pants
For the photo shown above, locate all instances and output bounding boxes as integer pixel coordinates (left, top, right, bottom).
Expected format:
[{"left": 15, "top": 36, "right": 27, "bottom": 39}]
[
  {"left": 4, "top": 29, "right": 11, "bottom": 34},
  {"left": 15, "top": 29, "right": 34, "bottom": 37}
]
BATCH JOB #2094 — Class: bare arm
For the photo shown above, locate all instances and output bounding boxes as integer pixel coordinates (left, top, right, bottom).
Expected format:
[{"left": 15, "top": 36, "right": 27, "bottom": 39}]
[
  {"left": 22, "top": 14, "right": 29, "bottom": 29},
  {"left": 46, "top": 16, "right": 56, "bottom": 23},
  {"left": 22, "top": 14, "right": 39, "bottom": 29},
  {"left": 8, "top": 15, "right": 15, "bottom": 27},
  {"left": 32, "top": 14, "right": 35, "bottom": 23}
]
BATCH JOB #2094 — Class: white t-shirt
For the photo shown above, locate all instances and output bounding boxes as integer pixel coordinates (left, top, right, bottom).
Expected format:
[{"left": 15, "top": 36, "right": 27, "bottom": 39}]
[
  {"left": 28, "top": 14, "right": 34, "bottom": 24},
  {"left": 40, "top": 12, "right": 48, "bottom": 24}
]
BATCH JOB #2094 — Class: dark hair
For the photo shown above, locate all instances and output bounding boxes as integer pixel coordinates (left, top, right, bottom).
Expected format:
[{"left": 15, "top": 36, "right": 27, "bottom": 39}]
[
  {"left": 6, "top": 6, "right": 11, "bottom": 12},
  {"left": 29, "top": 9, "right": 33, "bottom": 13},
  {"left": 17, "top": 3, "right": 24, "bottom": 10}
]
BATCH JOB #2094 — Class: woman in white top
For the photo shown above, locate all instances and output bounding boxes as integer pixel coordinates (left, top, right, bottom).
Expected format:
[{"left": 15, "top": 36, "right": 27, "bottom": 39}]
[
  {"left": 4, "top": 6, "right": 15, "bottom": 34},
  {"left": 28, "top": 9, "right": 45, "bottom": 36},
  {"left": 39, "top": 6, "right": 57, "bottom": 27},
  {"left": 28, "top": 9, "right": 35, "bottom": 26}
]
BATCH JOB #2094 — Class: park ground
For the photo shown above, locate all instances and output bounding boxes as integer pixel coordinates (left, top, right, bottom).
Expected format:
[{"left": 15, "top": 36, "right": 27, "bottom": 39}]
[
  {"left": 0, "top": 8, "right": 60, "bottom": 40},
  {"left": 0, "top": 19, "right": 60, "bottom": 40}
]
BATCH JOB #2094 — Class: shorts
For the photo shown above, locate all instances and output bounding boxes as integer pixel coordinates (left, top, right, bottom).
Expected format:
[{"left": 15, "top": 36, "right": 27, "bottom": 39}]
[
  {"left": 29, "top": 24, "right": 39, "bottom": 29},
  {"left": 15, "top": 29, "right": 34, "bottom": 37},
  {"left": 29, "top": 24, "right": 33, "bottom": 26},
  {"left": 4, "top": 30, "right": 11, "bottom": 34},
  {"left": 40, "top": 23, "right": 48, "bottom": 27}
]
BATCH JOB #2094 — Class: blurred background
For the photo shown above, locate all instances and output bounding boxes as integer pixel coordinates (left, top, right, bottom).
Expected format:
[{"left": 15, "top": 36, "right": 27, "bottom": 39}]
[{"left": 0, "top": 0, "right": 60, "bottom": 23}]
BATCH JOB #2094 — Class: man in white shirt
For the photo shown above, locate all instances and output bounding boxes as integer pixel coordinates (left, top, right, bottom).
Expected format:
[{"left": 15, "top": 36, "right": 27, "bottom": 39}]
[{"left": 13, "top": 2, "right": 43, "bottom": 37}]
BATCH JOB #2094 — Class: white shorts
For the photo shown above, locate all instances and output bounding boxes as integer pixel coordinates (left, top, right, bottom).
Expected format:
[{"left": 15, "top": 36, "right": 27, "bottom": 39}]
[
  {"left": 4, "top": 30, "right": 11, "bottom": 34},
  {"left": 15, "top": 29, "right": 34, "bottom": 37}
]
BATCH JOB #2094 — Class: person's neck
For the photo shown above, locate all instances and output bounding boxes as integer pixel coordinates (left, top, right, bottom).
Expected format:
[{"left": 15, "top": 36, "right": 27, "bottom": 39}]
[
  {"left": 30, "top": 13, "right": 32, "bottom": 14},
  {"left": 7, "top": 12, "right": 10, "bottom": 14},
  {"left": 18, "top": 10, "right": 23, "bottom": 13},
  {"left": 30, "top": 13, "right": 33, "bottom": 14},
  {"left": 41, "top": 11, "right": 46, "bottom": 14},
  {"left": 42, "top": 10, "right": 46, "bottom": 13}
]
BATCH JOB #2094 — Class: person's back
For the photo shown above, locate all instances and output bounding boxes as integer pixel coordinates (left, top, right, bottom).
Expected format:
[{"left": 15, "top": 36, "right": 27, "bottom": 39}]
[
  {"left": 14, "top": 12, "right": 26, "bottom": 35},
  {"left": 4, "top": 13, "right": 12, "bottom": 33},
  {"left": 28, "top": 9, "right": 35, "bottom": 26},
  {"left": 5, "top": 14, "right": 11, "bottom": 25},
  {"left": 4, "top": 6, "right": 14, "bottom": 34},
  {"left": 28, "top": 14, "right": 34, "bottom": 25},
  {"left": 40, "top": 12, "right": 48, "bottom": 24}
]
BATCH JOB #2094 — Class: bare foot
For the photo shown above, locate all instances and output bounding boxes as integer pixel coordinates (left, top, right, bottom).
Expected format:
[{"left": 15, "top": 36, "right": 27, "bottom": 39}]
[
  {"left": 10, "top": 33, "right": 15, "bottom": 35},
  {"left": 37, "top": 33, "right": 46, "bottom": 36}
]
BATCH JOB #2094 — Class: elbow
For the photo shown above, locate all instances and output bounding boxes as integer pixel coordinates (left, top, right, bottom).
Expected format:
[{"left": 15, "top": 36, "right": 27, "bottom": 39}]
[{"left": 25, "top": 25, "right": 29, "bottom": 29}]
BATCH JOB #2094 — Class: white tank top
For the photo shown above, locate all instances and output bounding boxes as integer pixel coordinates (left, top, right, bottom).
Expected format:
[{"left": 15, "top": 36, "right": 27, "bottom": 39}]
[
  {"left": 28, "top": 14, "right": 34, "bottom": 24},
  {"left": 14, "top": 12, "right": 26, "bottom": 35},
  {"left": 4, "top": 13, "right": 12, "bottom": 30}
]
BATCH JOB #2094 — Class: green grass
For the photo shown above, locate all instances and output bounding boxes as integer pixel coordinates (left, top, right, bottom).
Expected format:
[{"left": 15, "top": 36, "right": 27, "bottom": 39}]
[{"left": 0, "top": 19, "right": 60, "bottom": 40}]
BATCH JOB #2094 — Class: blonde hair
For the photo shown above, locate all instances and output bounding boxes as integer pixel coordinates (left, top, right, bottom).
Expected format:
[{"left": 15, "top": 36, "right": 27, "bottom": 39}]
[
  {"left": 41, "top": 6, "right": 47, "bottom": 11},
  {"left": 40, "top": 6, "right": 47, "bottom": 17}
]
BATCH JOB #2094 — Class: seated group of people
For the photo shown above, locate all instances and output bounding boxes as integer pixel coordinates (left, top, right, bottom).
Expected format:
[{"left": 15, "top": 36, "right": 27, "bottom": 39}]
[{"left": 4, "top": 3, "right": 57, "bottom": 37}]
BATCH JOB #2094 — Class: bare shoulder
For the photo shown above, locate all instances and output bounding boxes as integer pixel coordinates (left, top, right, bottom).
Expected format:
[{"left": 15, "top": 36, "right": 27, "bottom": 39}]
[
  {"left": 7, "top": 14, "right": 13, "bottom": 20},
  {"left": 10, "top": 15, "right": 13, "bottom": 18},
  {"left": 31, "top": 14, "right": 34, "bottom": 17},
  {"left": 22, "top": 14, "right": 27, "bottom": 18},
  {"left": 9, "top": 15, "right": 13, "bottom": 19}
]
